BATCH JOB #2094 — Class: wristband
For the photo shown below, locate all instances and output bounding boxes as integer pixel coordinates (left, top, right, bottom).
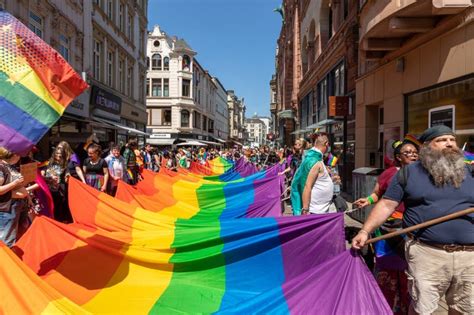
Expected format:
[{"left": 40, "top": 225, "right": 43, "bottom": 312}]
[
  {"left": 367, "top": 195, "right": 375, "bottom": 205},
  {"left": 359, "top": 229, "right": 369, "bottom": 235}
]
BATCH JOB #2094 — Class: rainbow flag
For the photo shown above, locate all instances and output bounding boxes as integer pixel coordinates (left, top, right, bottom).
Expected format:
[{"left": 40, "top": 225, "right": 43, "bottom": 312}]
[
  {"left": 326, "top": 153, "right": 338, "bottom": 167},
  {"left": 13, "top": 213, "right": 391, "bottom": 314},
  {"left": 0, "top": 11, "right": 88, "bottom": 154},
  {"left": 68, "top": 166, "right": 283, "bottom": 224},
  {"left": 464, "top": 151, "right": 474, "bottom": 165},
  {"left": 0, "top": 242, "right": 86, "bottom": 314}
]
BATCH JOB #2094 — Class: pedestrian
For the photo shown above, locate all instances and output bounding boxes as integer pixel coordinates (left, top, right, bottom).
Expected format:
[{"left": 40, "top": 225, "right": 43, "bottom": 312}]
[
  {"left": 42, "top": 147, "right": 72, "bottom": 222},
  {"left": 352, "top": 125, "right": 474, "bottom": 315},
  {"left": 299, "top": 133, "right": 334, "bottom": 215},
  {"left": 83, "top": 144, "right": 109, "bottom": 192},
  {"left": 123, "top": 139, "right": 139, "bottom": 184},
  {"left": 353, "top": 137, "right": 419, "bottom": 314},
  {"left": 141, "top": 144, "right": 151, "bottom": 170},
  {"left": 105, "top": 145, "right": 126, "bottom": 196},
  {"left": 0, "top": 147, "right": 26, "bottom": 247}
]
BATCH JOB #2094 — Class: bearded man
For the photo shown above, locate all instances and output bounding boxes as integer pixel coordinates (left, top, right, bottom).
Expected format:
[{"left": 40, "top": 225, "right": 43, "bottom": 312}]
[{"left": 352, "top": 125, "right": 474, "bottom": 315}]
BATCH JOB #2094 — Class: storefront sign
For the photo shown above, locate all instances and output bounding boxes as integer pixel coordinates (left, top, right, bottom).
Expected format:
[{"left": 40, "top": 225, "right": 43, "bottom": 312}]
[
  {"left": 429, "top": 105, "right": 455, "bottom": 131},
  {"left": 329, "top": 96, "right": 349, "bottom": 117},
  {"left": 65, "top": 93, "right": 90, "bottom": 117},
  {"left": 150, "top": 133, "right": 171, "bottom": 139},
  {"left": 90, "top": 86, "right": 121, "bottom": 115}
]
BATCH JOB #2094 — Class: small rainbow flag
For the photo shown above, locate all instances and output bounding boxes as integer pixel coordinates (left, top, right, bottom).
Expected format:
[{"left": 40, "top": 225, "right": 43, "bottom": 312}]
[
  {"left": 0, "top": 11, "right": 88, "bottom": 154},
  {"left": 127, "top": 169, "right": 134, "bottom": 180},
  {"left": 326, "top": 153, "right": 338, "bottom": 167},
  {"left": 464, "top": 151, "right": 474, "bottom": 165},
  {"left": 404, "top": 134, "right": 421, "bottom": 147}
]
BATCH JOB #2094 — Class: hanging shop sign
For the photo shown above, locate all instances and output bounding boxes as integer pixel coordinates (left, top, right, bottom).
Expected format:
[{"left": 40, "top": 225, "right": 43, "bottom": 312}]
[{"left": 329, "top": 96, "right": 349, "bottom": 117}]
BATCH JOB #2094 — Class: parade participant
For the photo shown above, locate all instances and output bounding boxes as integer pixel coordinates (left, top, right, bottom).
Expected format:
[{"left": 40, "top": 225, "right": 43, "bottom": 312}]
[
  {"left": 42, "top": 147, "right": 72, "bottom": 223},
  {"left": 123, "top": 139, "right": 139, "bottom": 184},
  {"left": 290, "top": 133, "right": 327, "bottom": 215},
  {"left": 82, "top": 144, "right": 109, "bottom": 192},
  {"left": 57, "top": 141, "right": 86, "bottom": 183},
  {"left": 289, "top": 138, "right": 307, "bottom": 176},
  {"left": 353, "top": 137, "right": 419, "bottom": 314},
  {"left": 105, "top": 145, "right": 126, "bottom": 196},
  {"left": 142, "top": 144, "right": 153, "bottom": 170},
  {"left": 0, "top": 148, "right": 26, "bottom": 247},
  {"left": 352, "top": 125, "right": 474, "bottom": 315},
  {"left": 300, "top": 134, "right": 334, "bottom": 215}
]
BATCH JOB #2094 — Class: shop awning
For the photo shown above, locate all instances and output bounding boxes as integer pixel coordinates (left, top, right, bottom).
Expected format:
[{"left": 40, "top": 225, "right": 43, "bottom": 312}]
[
  {"left": 277, "top": 109, "right": 294, "bottom": 119},
  {"left": 214, "top": 137, "right": 226, "bottom": 143},
  {"left": 290, "top": 129, "right": 304, "bottom": 135},
  {"left": 147, "top": 138, "right": 176, "bottom": 145},
  {"left": 176, "top": 140, "right": 207, "bottom": 147},
  {"left": 199, "top": 140, "right": 222, "bottom": 146},
  {"left": 231, "top": 140, "right": 243, "bottom": 146},
  {"left": 92, "top": 117, "right": 149, "bottom": 136}
]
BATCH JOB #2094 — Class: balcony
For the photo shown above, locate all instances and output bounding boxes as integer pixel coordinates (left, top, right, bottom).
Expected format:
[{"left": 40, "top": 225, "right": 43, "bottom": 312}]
[{"left": 360, "top": 0, "right": 471, "bottom": 62}]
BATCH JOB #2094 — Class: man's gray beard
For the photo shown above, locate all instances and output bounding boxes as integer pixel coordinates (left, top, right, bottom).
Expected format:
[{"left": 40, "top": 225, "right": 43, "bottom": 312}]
[{"left": 419, "top": 145, "right": 466, "bottom": 188}]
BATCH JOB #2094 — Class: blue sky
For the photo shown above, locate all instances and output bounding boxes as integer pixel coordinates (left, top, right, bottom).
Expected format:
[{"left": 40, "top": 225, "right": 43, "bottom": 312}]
[{"left": 148, "top": 0, "right": 282, "bottom": 117}]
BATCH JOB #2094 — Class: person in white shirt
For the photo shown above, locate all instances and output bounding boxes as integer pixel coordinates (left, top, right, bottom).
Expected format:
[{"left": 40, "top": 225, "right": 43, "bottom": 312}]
[{"left": 301, "top": 134, "right": 334, "bottom": 215}]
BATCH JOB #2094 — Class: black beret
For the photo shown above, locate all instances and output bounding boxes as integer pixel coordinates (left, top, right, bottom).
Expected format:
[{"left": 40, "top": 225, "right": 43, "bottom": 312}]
[{"left": 419, "top": 125, "right": 454, "bottom": 143}]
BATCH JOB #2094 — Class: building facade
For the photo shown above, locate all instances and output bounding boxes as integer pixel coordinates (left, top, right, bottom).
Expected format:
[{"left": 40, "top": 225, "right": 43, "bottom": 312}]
[
  {"left": 146, "top": 25, "right": 229, "bottom": 147},
  {"left": 355, "top": 0, "right": 474, "bottom": 168},
  {"left": 274, "top": 0, "right": 302, "bottom": 147},
  {"left": 296, "top": 0, "right": 359, "bottom": 192},
  {"left": 227, "top": 90, "right": 246, "bottom": 146},
  {"left": 245, "top": 115, "right": 271, "bottom": 147},
  {"left": 3, "top": 0, "right": 149, "bottom": 155}
]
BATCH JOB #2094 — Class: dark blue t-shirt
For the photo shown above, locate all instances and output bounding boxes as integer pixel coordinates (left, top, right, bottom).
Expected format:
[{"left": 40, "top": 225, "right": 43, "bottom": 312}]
[{"left": 383, "top": 161, "right": 474, "bottom": 244}]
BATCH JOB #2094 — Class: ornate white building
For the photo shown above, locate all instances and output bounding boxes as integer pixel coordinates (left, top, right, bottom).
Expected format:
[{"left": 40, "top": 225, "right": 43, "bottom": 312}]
[{"left": 146, "top": 25, "right": 229, "bottom": 146}]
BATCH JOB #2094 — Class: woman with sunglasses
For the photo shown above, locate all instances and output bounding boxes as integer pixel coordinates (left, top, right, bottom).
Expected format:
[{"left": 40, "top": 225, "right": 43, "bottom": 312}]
[{"left": 354, "top": 137, "right": 419, "bottom": 314}]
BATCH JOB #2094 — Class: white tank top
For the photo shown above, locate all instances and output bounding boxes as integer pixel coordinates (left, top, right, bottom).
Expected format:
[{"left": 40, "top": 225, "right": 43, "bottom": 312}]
[{"left": 309, "top": 163, "right": 334, "bottom": 214}]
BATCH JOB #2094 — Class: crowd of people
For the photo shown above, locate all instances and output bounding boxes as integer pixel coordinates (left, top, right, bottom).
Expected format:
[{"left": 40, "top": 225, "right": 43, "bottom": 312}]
[{"left": 1, "top": 125, "right": 472, "bottom": 314}]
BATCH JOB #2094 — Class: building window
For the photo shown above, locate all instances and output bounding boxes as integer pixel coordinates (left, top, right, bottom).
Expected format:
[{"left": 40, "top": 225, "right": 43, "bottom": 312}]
[
  {"left": 58, "top": 34, "right": 70, "bottom": 62},
  {"left": 152, "top": 79, "right": 162, "bottom": 97},
  {"left": 194, "top": 112, "right": 201, "bottom": 129},
  {"left": 153, "top": 40, "right": 160, "bottom": 47},
  {"left": 107, "top": 0, "right": 113, "bottom": 21},
  {"left": 119, "top": 3, "right": 124, "bottom": 31},
  {"left": 208, "top": 119, "right": 214, "bottom": 133},
  {"left": 182, "top": 79, "right": 190, "bottom": 97},
  {"left": 140, "top": 28, "right": 145, "bottom": 53},
  {"left": 181, "top": 110, "right": 190, "bottom": 127},
  {"left": 93, "top": 40, "right": 102, "bottom": 81},
  {"left": 162, "top": 109, "right": 172, "bottom": 126},
  {"left": 152, "top": 54, "right": 162, "bottom": 70},
  {"left": 139, "top": 74, "right": 144, "bottom": 102},
  {"left": 29, "top": 11, "right": 43, "bottom": 38},
  {"left": 202, "top": 115, "right": 207, "bottom": 130},
  {"left": 146, "top": 78, "right": 150, "bottom": 96},
  {"left": 127, "top": 65, "right": 133, "bottom": 96},
  {"left": 107, "top": 50, "right": 114, "bottom": 87},
  {"left": 182, "top": 55, "right": 191, "bottom": 71},
  {"left": 163, "top": 57, "right": 170, "bottom": 71},
  {"left": 119, "top": 59, "right": 124, "bottom": 92},
  {"left": 127, "top": 14, "right": 133, "bottom": 40},
  {"left": 163, "top": 78, "right": 169, "bottom": 97}
]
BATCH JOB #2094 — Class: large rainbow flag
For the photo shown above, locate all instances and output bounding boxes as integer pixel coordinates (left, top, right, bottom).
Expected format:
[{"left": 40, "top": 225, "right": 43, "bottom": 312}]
[
  {"left": 116, "top": 168, "right": 285, "bottom": 219},
  {"left": 12, "top": 213, "right": 390, "bottom": 314},
  {"left": 0, "top": 11, "right": 88, "bottom": 154},
  {"left": 0, "top": 242, "right": 87, "bottom": 314}
]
